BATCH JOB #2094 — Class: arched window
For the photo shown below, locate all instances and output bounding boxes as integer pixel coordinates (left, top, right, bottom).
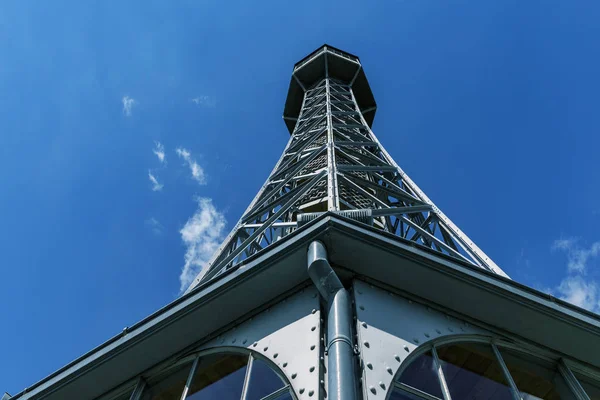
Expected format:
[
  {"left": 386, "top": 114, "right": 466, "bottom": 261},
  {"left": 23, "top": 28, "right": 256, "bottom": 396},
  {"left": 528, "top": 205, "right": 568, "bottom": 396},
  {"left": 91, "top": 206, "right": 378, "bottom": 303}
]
[
  {"left": 389, "top": 339, "right": 597, "bottom": 400},
  {"left": 138, "top": 351, "right": 292, "bottom": 400}
]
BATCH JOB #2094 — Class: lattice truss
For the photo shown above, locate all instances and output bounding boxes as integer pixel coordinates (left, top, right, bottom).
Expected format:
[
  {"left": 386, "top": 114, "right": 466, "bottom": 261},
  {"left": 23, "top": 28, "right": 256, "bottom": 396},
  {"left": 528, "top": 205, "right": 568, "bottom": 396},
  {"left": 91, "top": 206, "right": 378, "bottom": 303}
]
[{"left": 191, "top": 73, "right": 507, "bottom": 288}]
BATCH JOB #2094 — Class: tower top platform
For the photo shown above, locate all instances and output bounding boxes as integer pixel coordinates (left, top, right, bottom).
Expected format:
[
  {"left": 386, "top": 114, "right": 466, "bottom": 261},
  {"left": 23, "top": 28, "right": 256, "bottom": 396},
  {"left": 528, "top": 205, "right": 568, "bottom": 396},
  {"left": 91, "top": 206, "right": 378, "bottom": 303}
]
[{"left": 283, "top": 44, "right": 377, "bottom": 133}]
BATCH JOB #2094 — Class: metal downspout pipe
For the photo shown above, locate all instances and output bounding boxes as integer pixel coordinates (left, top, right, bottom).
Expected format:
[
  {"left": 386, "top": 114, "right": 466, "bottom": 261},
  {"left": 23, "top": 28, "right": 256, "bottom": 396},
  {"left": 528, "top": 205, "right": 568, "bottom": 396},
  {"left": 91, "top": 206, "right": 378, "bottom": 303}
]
[{"left": 307, "top": 241, "right": 357, "bottom": 400}]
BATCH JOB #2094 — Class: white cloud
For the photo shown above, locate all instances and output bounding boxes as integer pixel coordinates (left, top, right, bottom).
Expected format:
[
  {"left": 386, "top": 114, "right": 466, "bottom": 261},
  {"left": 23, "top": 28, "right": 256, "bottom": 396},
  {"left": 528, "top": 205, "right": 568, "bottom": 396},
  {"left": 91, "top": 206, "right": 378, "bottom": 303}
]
[
  {"left": 552, "top": 237, "right": 600, "bottom": 273},
  {"left": 176, "top": 147, "right": 206, "bottom": 185},
  {"left": 148, "top": 171, "right": 164, "bottom": 191},
  {"left": 122, "top": 96, "right": 137, "bottom": 116},
  {"left": 551, "top": 237, "right": 600, "bottom": 313},
  {"left": 191, "top": 96, "right": 216, "bottom": 108},
  {"left": 145, "top": 217, "right": 164, "bottom": 235},
  {"left": 557, "top": 276, "right": 599, "bottom": 312},
  {"left": 179, "top": 198, "right": 226, "bottom": 292},
  {"left": 153, "top": 141, "right": 166, "bottom": 164}
]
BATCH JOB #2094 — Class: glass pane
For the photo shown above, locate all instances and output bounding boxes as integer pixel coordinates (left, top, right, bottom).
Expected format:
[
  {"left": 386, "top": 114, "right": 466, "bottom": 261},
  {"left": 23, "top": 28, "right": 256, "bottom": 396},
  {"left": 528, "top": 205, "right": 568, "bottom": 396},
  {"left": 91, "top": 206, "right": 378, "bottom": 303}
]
[
  {"left": 272, "top": 391, "right": 293, "bottom": 400},
  {"left": 500, "top": 348, "right": 574, "bottom": 400},
  {"left": 389, "top": 387, "right": 432, "bottom": 400},
  {"left": 436, "top": 342, "right": 513, "bottom": 400},
  {"left": 578, "top": 374, "right": 600, "bottom": 400},
  {"left": 186, "top": 353, "right": 248, "bottom": 400},
  {"left": 142, "top": 362, "right": 193, "bottom": 400},
  {"left": 246, "top": 358, "right": 286, "bottom": 400},
  {"left": 397, "top": 351, "right": 444, "bottom": 398}
]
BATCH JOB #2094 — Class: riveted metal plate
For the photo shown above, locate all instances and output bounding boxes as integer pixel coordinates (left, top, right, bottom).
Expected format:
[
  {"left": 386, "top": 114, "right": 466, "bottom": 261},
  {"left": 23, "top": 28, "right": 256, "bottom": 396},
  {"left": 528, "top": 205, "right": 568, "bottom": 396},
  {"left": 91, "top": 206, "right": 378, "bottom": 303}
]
[
  {"left": 353, "top": 279, "right": 491, "bottom": 399},
  {"left": 198, "top": 287, "right": 322, "bottom": 399}
]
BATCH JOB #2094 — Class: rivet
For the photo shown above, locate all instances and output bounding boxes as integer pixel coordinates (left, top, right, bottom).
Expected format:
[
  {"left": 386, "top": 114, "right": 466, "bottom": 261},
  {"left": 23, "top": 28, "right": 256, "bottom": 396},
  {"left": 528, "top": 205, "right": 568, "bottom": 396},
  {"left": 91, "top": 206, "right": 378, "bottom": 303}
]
[
  {"left": 394, "top": 354, "right": 401, "bottom": 362},
  {"left": 274, "top": 353, "right": 279, "bottom": 358},
  {"left": 309, "top": 390, "right": 314, "bottom": 397},
  {"left": 413, "top": 338, "right": 419, "bottom": 344},
  {"left": 312, "top": 309, "right": 317, "bottom": 314},
  {"left": 367, "top": 362, "right": 373, "bottom": 370},
  {"left": 231, "top": 338, "right": 236, "bottom": 343},
  {"left": 299, "top": 388, "right": 305, "bottom": 394},
  {"left": 292, "top": 373, "right": 297, "bottom": 379},
  {"left": 264, "top": 346, "right": 269, "bottom": 351},
  {"left": 436, "top": 329, "right": 442, "bottom": 334},
  {"left": 310, "top": 366, "right": 315, "bottom": 372},
  {"left": 424, "top": 333, "right": 430, "bottom": 338},
  {"left": 460, "top": 326, "right": 465, "bottom": 331},
  {"left": 361, "top": 322, "right": 367, "bottom": 328},
  {"left": 253, "top": 342, "right": 258, "bottom": 347},
  {"left": 311, "top": 345, "right": 316, "bottom": 351},
  {"left": 448, "top": 327, "right": 454, "bottom": 332},
  {"left": 387, "top": 366, "right": 393, "bottom": 374},
  {"left": 379, "top": 382, "right": 386, "bottom": 389},
  {"left": 369, "top": 386, "right": 377, "bottom": 394},
  {"left": 359, "top": 305, "right": 365, "bottom": 311},
  {"left": 364, "top": 341, "right": 370, "bottom": 348},
  {"left": 404, "top": 345, "right": 409, "bottom": 352},
  {"left": 283, "top": 362, "right": 288, "bottom": 368},
  {"left": 243, "top": 339, "right": 247, "bottom": 344},
  {"left": 311, "top": 326, "right": 316, "bottom": 331}
]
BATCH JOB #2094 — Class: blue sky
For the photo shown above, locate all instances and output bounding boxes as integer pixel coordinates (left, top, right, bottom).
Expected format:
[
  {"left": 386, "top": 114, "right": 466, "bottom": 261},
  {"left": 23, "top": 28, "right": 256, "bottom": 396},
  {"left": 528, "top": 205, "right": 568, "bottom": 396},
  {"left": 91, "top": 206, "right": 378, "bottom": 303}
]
[{"left": 2, "top": 0, "right": 600, "bottom": 395}]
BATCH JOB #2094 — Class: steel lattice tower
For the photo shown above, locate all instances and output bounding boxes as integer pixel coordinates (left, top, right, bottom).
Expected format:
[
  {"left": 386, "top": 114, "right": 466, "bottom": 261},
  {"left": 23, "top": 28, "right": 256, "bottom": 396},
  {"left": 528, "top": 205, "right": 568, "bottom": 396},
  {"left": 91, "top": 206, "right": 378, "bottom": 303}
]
[{"left": 187, "top": 44, "right": 508, "bottom": 292}]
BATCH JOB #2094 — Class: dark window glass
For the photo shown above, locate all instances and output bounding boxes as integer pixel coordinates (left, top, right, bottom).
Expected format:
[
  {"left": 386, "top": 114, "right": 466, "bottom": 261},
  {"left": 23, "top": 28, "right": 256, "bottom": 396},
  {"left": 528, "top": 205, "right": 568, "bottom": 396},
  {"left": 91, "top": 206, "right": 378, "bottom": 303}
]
[
  {"left": 436, "top": 342, "right": 513, "bottom": 400},
  {"left": 500, "top": 348, "right": 574, "bottom": 400},
  {"left": 397, "top": 351, "right": 444, "bottom": 398},
  {"left": 578, "top": 374, "right": 600, "bottom": 400},
  {"left": 246, "top": 358, "right": 286, "bottom": 399},
  {"left": 142, "top": 362, "right": 192, "bottom": 400},
  {"left": 389, "top": 387, "right": 432, "bottom": 400},
  {"left": 272, "top": 391, "right": 293, "bottom": 400},
  {"left": 186, "top": 354, "right": 248, "bottom": 400}
]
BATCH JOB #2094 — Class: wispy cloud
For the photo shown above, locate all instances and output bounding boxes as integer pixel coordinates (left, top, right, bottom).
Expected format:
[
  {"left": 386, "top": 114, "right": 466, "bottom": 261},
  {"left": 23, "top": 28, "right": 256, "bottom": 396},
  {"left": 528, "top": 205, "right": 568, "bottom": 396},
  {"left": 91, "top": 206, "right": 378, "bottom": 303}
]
[
  {"left": 179, "top": 198, "right": 226, "bottom": 292},
  {"left": 552, "top": 238, "right": 600, "bottom": 273},
  {"left": 145, "top": 217, "right": 164, "bottom": 235},
  {"left": 153, "top": 141, "right": 166, "bottom": 164},
  {"left": 191, "top": 96, "right": 216, "bottom": 108},
  {"left": 148, "top": 171, "right": 164, "bottom": 191},
  {"left": 551, "top": 237, "right": 600, "bottom": 312},
  {"left": 122, "top": 96, "right": 137, "bottom": 116},
  {"left": 176, "top": 147, "right": 206, "bottom": 185},
  {"left": 556, "top": 276, "right": 599, "bottom": 312}
]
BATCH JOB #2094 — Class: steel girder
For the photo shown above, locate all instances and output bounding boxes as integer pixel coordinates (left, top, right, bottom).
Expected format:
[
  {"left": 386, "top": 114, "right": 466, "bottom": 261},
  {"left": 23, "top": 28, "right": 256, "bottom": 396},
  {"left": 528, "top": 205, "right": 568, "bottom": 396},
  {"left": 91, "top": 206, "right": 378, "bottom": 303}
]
[{"left": 186, "top": 50, "right": 508, "bottom": 292}]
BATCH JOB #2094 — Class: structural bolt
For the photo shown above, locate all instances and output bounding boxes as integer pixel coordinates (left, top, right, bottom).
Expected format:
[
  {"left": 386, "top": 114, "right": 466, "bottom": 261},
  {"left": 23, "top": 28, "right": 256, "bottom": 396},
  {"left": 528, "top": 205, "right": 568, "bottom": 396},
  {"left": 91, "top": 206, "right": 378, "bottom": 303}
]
[
  {"left": 311, "top": 326, "right": 316, "bottom": 331},
  {"left": 232, "top": 338, "right": 236, "bottom": 343},
  {"left": 283, "top": 362, "right": 288, "bottom": 368},
  {"left": 292, "top": 373, "right": 297, "bottom": 379},
  {"left": 359, "top": 305, "right": 365, "bottom": 311},
  {"left": 361, "top": 322, "right": 367, "bottom": 328},
  {"left": 264, "top": 346, "right": 269, "bottom": 351},
  {"left": 367, "top": 362, "right": 373, "bottom": 370},
  {"left": 242, "top": 339, "right": 247, "bottom": 344},
  {"left": 311, "top": 345, "right": 316, "bottom": 351},
  {"left": 299, "top": 388, "right": 305, "bottom": 394},
  {"left": 312, "top": 309, "right": 317, "bottom": 314},
  {"left": 364, "top": 341, "right": 370, "bottom": 348},
  {"left": 404, "top": 345, "right": 409, "bottom": 352},
  {"left": 253, "top": 342, "right": 258, "bottom": 347},
  {"left": 387, "top": 366, "right": 393, "bottom": 375},
  {"left": 310, "top": 366, "right": 315, "bottom": 372},
  {"left": 369, "top": 386, "right": 377, "bottom": 394},
  {"left": 309, "top": 390, "right": 314, "bottom": 397},
  {"left": 274, "top": 353, "right": 279, "bottom": 358},
  {"left": 379, "top": 382, "right": 386, "bottom": 389},
  {"left": 394, "top": 354, "right": 401, "bottom": 362},
  {"left": 424, "top": 333, "right": 430, "bottom": 338}
]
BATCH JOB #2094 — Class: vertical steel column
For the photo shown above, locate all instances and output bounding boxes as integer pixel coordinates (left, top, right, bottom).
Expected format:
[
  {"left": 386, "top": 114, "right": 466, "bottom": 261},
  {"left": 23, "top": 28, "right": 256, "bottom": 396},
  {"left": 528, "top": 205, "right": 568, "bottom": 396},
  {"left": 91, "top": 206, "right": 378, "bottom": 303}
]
[
  {"left": 307, "top": 241, "right": 356, "bottom": 400},
  {"left": 324, "top": 48, "right": 340, "bottom": 211}
]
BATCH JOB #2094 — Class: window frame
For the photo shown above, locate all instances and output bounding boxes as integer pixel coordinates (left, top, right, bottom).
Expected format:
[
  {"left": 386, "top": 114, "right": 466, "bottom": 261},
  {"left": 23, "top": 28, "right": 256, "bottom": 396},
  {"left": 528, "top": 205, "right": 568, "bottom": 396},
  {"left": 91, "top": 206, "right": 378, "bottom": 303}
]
[
  {"left": 127, "top": 348, "right": 294, "bottom": 400},
  {"left": 388, "top": 335, "right": 594, "bottom": 400}
]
